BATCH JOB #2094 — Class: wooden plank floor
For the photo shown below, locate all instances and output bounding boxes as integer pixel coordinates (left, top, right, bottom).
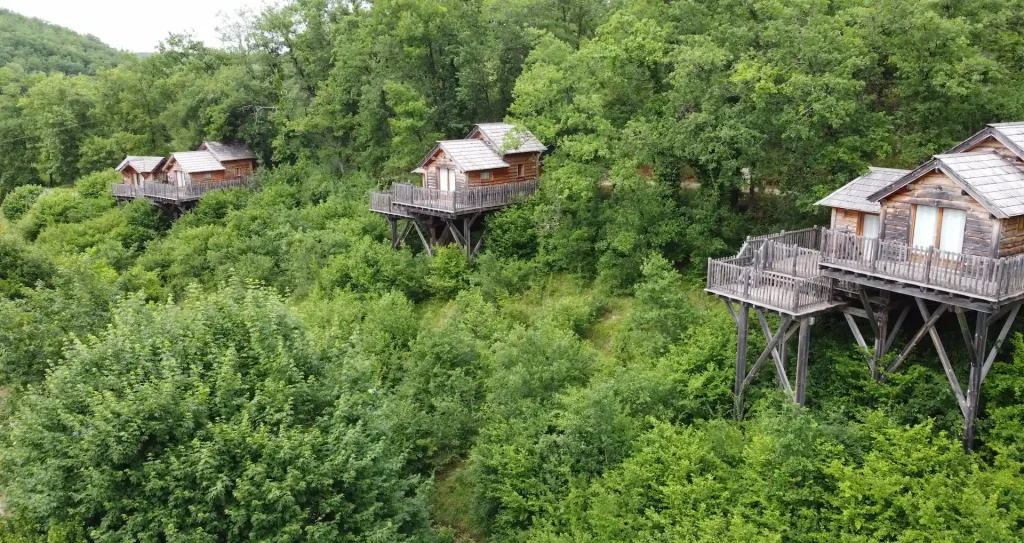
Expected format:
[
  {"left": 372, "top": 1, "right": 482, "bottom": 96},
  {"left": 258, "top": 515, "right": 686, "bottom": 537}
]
[{"left": 706, "top": 281, "right": 844, "bottom": 318}]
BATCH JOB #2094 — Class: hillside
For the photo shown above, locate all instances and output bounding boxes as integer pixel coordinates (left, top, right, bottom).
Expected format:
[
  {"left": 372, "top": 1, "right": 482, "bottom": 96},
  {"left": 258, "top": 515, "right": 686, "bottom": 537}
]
[
  {"left": 0, "top": 9, "right": 125, "bottom": 74},
  {"left": 2, "top": 1, "right": 1024, "bottom": 541}
]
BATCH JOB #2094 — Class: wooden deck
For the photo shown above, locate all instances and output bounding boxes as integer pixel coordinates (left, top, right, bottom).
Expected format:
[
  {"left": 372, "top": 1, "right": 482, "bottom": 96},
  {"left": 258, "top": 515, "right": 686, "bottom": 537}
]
[
  {"left": 112, "top": 178, "right": 250, "bottom": 203},
  {"left": 370, "top": 179, "right": 537, "bottom": 218},
  {"left": 819, "top": 229, "right": 1024, "bottom": 303},
  {"left": 706, "top": 257, "right": 842, "bottom": 317}
]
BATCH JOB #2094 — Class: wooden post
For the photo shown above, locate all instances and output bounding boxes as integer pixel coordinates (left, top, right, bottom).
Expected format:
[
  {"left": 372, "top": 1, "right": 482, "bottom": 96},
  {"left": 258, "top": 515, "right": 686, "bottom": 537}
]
[
  {"left": 388, "top": 218, "right": 398, "bottom": 249},
  {"left": 734, "top": 302, "right": 750, "bottom": 420},
  {"left": 963, "top": 311, "right": 988, "bottom": 452},
  {"left": 794, "top": 318, "right": 811, "bottom": 406}
]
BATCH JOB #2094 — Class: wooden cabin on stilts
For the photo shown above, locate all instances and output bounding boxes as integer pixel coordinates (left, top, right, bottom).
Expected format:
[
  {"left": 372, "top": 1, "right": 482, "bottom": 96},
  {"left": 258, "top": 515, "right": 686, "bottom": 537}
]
[
  {"left": 370, "top": 123, "right": 546, "bottom": 258},
  {"left": 707, "top": 122, "right": 1024, "bottom": 451},
  {"left": 111, "top": 142, "right": 257, "bottom": 219}
]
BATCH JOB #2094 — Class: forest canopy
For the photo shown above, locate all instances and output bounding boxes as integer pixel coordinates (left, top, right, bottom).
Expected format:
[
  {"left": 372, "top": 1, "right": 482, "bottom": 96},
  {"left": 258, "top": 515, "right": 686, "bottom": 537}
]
[
  {"left": 0, "top": 9, "right": 126, "bottom": 75},
  {"left": 2, "top": 0, "right": 1024, "bottom": 541}
]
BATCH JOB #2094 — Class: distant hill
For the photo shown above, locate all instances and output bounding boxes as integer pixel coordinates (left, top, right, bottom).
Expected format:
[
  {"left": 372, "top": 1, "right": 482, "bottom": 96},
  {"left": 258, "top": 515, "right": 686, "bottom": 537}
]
[{"left": 0, "top": 9, "right": 127, "bottom": 75}]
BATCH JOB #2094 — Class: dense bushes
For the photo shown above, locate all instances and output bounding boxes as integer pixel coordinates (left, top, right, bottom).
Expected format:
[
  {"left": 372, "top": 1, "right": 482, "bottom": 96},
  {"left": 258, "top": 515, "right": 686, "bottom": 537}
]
[
  {"left": 0, "top": 283, "right": 437, "bottom": 541},
  {"left": 0, "top": 184, "right": 44, "bottom": 221}
]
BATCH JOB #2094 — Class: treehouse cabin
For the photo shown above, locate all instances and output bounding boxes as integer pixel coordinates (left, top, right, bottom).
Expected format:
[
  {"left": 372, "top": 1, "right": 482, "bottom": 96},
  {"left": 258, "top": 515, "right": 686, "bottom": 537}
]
[
  {"left": 371, "top": 123, "right": 546, "bottom": 258},
  {"left": 706, "top": 122, "right": 1024, "bottom": 450},
  {"left": 115, "top": 156, "right": 167, "bottom": 186},
  {"left": 111, "top": 141, "right": 256, "bottom": 217}
]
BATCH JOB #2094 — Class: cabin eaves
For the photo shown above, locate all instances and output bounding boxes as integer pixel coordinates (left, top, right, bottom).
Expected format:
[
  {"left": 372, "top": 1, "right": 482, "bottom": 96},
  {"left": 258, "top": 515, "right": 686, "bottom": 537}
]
[
  {"left": 116, "top": 156, "right": 166, "bottom": 173},
  {"left": 170, "top": 151, "right": 226, "bottom": 174},
  {"left": 472, "top": 123, "right": 548, "bottom": 154},
  {"left": 947, "top": 122, "right": 1024, "bottom": 159},
  {"left": 815, "top": 167, "right": 911, "bottom": 213},
  {"left": 201, "top": 141, "right": 256, "bottom": 162},
  {"left": 868, "top": 151, "right": 1024, "bottom": 219},
  {"left": 414, "top": 139, "right": 511, "bottom": 173}
]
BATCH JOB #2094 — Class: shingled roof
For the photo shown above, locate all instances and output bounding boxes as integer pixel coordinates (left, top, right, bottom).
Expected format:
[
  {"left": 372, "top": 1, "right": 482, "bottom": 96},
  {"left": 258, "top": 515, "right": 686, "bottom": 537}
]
[
  {"left": 415, "top": 139, "right": 512, "bottom": 173},
  {"left": 472, "top": 123, "right": 547, "bottom": 154},
  {"left": 947, "top": 122, "right": 1024, "bottom": 159},
  {"left": 115, "top": 156, "right": 166, "bottom": 173},
  {"left": 816, "top": 167, "right": 911, "bottom": 213},
  {"left": 201, "top": 141, "right": 256, "bottom": 162},
  {"left": 868, "top": 152, "right": 1024, "bottom": 219},
  {"left": 169, "top": 151, "right": 225, "bottom": 174}
]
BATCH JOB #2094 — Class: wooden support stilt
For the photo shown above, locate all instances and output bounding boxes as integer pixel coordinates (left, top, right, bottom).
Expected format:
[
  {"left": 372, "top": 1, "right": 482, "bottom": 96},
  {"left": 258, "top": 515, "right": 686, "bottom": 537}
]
[
  {"left": 388, "top": 218, "right": 398, "bottom": 248},
  {"left": 884, "top": 306, "right": 910, "bottom": 354},
  {"left": 754, "top": 310, "right": 796, "bottom": 398},
  {"left": 464, "top": 217, "right": 472, "bottom": 258},
  {"left": 470, "top": 237, "right": 485, "bottom": 258},
  {"left": 794, "top": 318, "right": 811, "bottom": 406},
  {"left": 411, "top": 219, "right": 434, "bottom": 257},
  {"left": 734, "top": 302, "right": 750, "bottom": 420},
  {"left": 741, "top": 315, "right": 793, "bottom": 390},
  {"left": 396, "top": 221, "right": 413, "bottom": 248},
  {"left": 955, "top": 307, "right": 977, "bottom": 361},
  {"left": 983, "top": 302, "right": 1021, "bottom": 379},
  {"left": 915, "top": 299, "right": 968, "bottom": 418},
  {"left": 963, "top": 311, "right": 988, "bottom": 451},
  {"left": 884, "top": 303, "right": 949, "bottom": 376},
  {"left": 756, "top": 310, "right": 794, "bottom": 395}
]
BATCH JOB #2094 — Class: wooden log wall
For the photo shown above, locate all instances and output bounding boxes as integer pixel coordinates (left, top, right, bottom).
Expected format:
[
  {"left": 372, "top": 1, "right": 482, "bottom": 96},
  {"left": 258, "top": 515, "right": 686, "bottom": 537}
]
[
  {"left": 466, "top": 152, "right": 541, "bottom": 187},
  {"left": 881, "top": 171, "right": 994, "bottom": 258},
  {"left": 832, "top": 209, "right": 861, "bottom": 233},
  {"left": 1000, "top": 217, "right": 1024, "bottom": 257},
  {"left": 421, "top": 150, "right": 468, "bottom": 190}
]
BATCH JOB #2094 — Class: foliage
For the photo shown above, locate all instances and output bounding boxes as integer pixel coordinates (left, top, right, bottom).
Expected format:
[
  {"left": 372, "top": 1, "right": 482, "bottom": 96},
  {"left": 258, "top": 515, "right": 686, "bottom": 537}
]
[
  {"left": 0, "top": 9, "right": 125, "bottom": 75},
  {"left": 0, "top": 282, "right": 436, "bottom": 540},
  {"left": 0, "top": 184, "right": 45, "bottom": 221},
  {"left": 1, "top": 1, "right": 1024, "bottom": 541}
]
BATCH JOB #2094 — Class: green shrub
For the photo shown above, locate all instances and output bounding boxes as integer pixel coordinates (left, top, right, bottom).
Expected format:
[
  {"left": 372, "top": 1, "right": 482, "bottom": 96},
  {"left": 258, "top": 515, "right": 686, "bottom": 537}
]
[
  {"left": 1, "top": 184, "right": 45, "bottom": 222},
  {"left": 17, "top": 190, "right": 110, "bottom": 240},
  {"left": 0, "top": 234, "right": 54, "bottom": 297},
  {"left": 74, "top": 169, "right": 119, "bottom": 200},
  {"left": 428, "top": 245, "right": 470, "bottom": 299}
]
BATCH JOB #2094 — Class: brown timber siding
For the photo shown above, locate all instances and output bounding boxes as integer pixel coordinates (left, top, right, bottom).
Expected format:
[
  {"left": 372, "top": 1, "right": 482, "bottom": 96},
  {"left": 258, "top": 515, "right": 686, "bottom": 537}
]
[
  {"left": 421, "top": 150, "right": 467, "bottom": 190},
  {"left": 220, "top": 159, "right": 255, "bottom": 178},
  {"left": 1000, "top": 217, "right": 1024, "bottom": 257},
  {"left": 832, "top": 208, "right": 861, "bottom": 233},
  {"left": 881, "top": 171, "right": 995, "bottom": 257},
  {"left": 466, "top": 152, "right": 541, "bottom": 187},
  {"left": 963, "top": 136, "right": 1018, "bottom": 159}
]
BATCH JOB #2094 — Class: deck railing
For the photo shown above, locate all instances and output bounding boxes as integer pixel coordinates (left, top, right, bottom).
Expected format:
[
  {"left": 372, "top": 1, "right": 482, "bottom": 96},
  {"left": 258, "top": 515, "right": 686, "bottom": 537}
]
[
  {"left": 744, "top": 226, "right": 822, "bottom": 253},
  {"left": 370, "top": 191, "right": 395, "bottom": 214},
  {"left": 388, "top": 179, "right": 538, "bottom": 214},
  {"left": 707, "top": 257, "right": 834, "bottom": 313},
  {"left": 111, "top": 177, "right": 250, "bottom": 202},
  {"left": 820, "top": 229, "right": 1024, "bottom": 300}
]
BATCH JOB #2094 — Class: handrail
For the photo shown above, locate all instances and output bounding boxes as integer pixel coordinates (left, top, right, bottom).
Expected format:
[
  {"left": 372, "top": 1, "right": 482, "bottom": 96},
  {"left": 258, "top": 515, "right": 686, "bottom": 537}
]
[
  {"left": 111, "top": 177, "right": 250, "bottom": 202},
  {"left": 707, "top": 257, "right": 834, "bottom": 313},
  {"left": 388, "top": 179, "right": 537, "bottom": 213},
  {"left": 820, "top": 229, "right": 1024, "bottom": 300}
]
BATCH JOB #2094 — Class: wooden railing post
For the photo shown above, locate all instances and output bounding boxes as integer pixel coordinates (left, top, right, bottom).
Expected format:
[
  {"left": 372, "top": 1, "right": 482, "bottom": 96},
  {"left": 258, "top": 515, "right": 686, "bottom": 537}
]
[{"left": 923, "top": 246, "right": 934, "bottom": 285}]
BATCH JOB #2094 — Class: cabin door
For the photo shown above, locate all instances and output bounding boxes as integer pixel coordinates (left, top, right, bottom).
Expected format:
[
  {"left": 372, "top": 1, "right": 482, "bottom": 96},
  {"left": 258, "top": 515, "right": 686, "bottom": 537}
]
[{"left": 176, "top": 170, "right": 188, "bottom": 187}]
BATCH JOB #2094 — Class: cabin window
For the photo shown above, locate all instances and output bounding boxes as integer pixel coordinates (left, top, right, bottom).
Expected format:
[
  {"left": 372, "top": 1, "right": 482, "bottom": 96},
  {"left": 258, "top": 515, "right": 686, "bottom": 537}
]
[
  {"left": 860, "top": 213, "right": 880, "bottom": 239},
  {"left": 203, "top": 173, "right": 213, "bottom": 179},
  {"left": 438, "top": 167, "right": 455, "bottom": 191},
  {"left": 912, "top": 205, "right": 967, "bottom": 253},
  {"left": 481, "top": 171, "right": 491, "bottom": 181},
  {"left": 517, "top": 164, "right": 524, "bottom": 177}
]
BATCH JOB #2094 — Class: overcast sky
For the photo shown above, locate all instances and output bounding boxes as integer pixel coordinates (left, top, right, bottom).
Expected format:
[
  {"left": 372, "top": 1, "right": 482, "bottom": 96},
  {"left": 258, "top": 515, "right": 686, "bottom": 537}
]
[{"left": 1, "top": 0, "right": 269, "bottom": 52}]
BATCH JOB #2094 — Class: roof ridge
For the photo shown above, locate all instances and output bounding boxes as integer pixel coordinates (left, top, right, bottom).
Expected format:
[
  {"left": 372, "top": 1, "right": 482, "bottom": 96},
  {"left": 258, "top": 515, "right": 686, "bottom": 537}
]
[
  {"left": 934, "top": 151, "right": 1004, "bottom": 159},
  {"left": 867, "top": 166, "right": 912, "bottom": 172}
]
